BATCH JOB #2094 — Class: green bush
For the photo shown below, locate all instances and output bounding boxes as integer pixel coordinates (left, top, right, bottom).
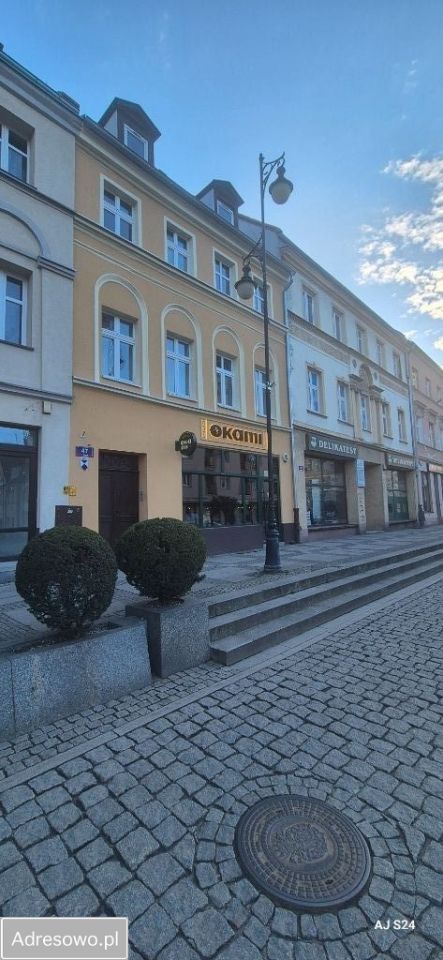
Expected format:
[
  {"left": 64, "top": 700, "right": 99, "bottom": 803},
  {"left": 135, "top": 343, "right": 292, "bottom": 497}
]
[
  {"left": 15, "top": 526, "right": 117, "bottom": 639},
  {"left": 115, "top": 517, "right": 206, "bottom": 604}
]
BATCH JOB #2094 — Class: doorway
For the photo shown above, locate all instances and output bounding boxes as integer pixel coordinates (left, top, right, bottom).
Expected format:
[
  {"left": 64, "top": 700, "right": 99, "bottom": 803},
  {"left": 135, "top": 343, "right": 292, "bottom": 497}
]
[
  {"left": 99, "top": 451, "right": 139, "bottom": 546},
  {"left": 433, "top": 473, "right": 442, "bottom": 520}
]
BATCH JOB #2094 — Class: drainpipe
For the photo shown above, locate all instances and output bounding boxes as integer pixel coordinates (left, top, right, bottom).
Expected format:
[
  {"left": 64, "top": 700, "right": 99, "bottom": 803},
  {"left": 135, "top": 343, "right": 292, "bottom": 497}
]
[
  {"left": 282, "top": 272, "right": 300, "bottom": 541},
  {"left": 405, "top": 348, "right": 423, "bottom": 526}
]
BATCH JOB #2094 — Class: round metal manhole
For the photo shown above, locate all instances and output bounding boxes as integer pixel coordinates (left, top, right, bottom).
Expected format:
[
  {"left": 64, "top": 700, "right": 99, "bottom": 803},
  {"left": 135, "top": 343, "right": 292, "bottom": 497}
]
[{"left": 234, "top": 794, "right": 372, "bottom": 913}]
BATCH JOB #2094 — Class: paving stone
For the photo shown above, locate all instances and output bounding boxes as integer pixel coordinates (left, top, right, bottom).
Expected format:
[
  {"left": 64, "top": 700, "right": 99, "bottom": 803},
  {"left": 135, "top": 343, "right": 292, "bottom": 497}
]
[
  {"left": 415, "top": 864, "right": 443, "bottom": 903},
  {"left": 37, "top": 786, "right": 72, "bottom": 812},
  {"left": 64, "top": 771, "right": 97, "bottom": 795},
  {"left": 338, "top": 906, "right": 368, "bottom": 935},
  {"left": 130, "top": 904, "right": 176, "bottom": 957},
  {"left": 58, "top": 758, "right": 91, "bottom": 777},
  {"left": 136, "top": 800, "right": 169, "bottom": 830},
  {"left": 181, "top": 907, "right": 234, "bottom": 958},
  {"left": 76, "top": 837, "right": 113, "bottom": 870},
  {"left": 195, "top": 862, "right": 219, "bottom": 888},
  {"left": 271, "top": 907, "right": 299, "bottom": 938},
  {"left": 209, "top": 882, "right": 232, "bottom": 908},
  {"left": 224, "top": 897, "right": 249, "bottom": 928},
  {"left": 161, "top": 876, "right": 208, "bottom": 925},
  {"left": 55, "top": 884, "right": 100, "bottom": 917},
  {"left": 422, "top": 840, "right": 443, "bottom": 872},
  {"left": 0, "top": 860, "right": 35, "bottom": 905},
  {"left": 345, "top": 932, "right": 374, "bottom": 960},
  {"left": 152, "top": 814, "right": 187, "bottom": 847},
  {"left": 116, "top": 826, "right": 159, "bottom": 868},
  {"left": 107, "top": 879, "right": 154, "bottom": 921},
  {"left": 107, "top": 772, "right": 138, "bottom": 796},
  {"left": 3, "top": 885, "right": 51, "bottom": 917},
  {"left": 6, "top": 800, "right": 42, "bottom": 827},
  {"left": 78, "top": 785, "right": 109, "bottom": 809},
  {"left": 1, "top": 840, "right": 22, "bottom": 869},
  {"left": 29, "top": 770, "right": 64, "bottom": 793},
  {"left": 39, "top": 858, "right": 84, "bottom": 899},
  {"left": 267, "top": 936, "right": 295, "bottom": 959},
  {"left": 253, "top": 894, "right": 274, "bottom": 925},
  {"left": 27, "top": 836, "right": 68, "bottom": 872},
  {"left": 120, "top": 785, "right": 152, "bottom": 811},
  {"left": 0, "top": 817, "right": 12, "bottom": 841},
  {"left": 62, "top": 819, "right": 99, "bottom": 852},
  {"left": 244, "top": 915, "right": 269, "bottom": 948},
  {"left": 172, "top": 836, "right": 196, "bottom": 871},
  {"left": 315, "top": 914, "right": 342, "bottom": 940},
  {"left": 95, "top": 759, "right": 126, "bottom": 782},
  {"left": 88, "top": 859, "right": 131, "bottom": 897},
  {"left": 1, "top": 784, "right": 34, "bottom": 812},
  {"left": 137, "top": 852, "right": 184, "bottom": 895},
  {"left": 325, "top": 943, "right": 352, "bottom": 960},
  {"left": 88, "top": 797, "right": 124, "bottom": 827},
  {"left": 102, "top": 812, "right": 138, "bottom": 843},
  {"left": 217, "top": 938, "right": 263, "bottom": 960},
  {"left": 158, "top": 938, "right": 200, "bottom": 960},
  {"left": 390, "top": 934, "right": 435, "bottom": 959},
  {"left": 47, "top": 802, "right": 82, "bottom": 832}
]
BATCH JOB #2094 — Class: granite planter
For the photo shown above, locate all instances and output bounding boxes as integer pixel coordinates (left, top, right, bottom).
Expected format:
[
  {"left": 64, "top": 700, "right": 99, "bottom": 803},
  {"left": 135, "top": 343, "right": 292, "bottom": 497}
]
[
  {"left": 0, "top": 618, "right": 151, "bottom": 737},
  {"left": 126, "top": 596, "right": 209, "bottom": 678}
]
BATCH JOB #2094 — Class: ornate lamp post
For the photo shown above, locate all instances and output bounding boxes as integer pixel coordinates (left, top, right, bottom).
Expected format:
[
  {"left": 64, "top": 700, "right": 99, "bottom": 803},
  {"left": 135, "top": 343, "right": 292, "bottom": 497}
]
[{"left": 235, "top": 153, "right": 293, "bottom": 572}]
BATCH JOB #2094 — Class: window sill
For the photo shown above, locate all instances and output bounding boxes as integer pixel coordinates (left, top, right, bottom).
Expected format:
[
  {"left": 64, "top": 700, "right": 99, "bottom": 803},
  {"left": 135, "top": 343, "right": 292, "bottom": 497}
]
[
  {"left": 101, "top": 375, "right": 141, "bottom": 387},
  {"left": 337, "top": 418, "right": 353, "bottom": 426},
  {"left": 217, "top": 404, "right": 239, "bottom": 412},
  {"left": 307, "top": 409, "right": 327, "bottom": 418},
  {"left": 383, "top": 433, "right": 394, "bottom": 439},
  {"left": 0, "top": 339, "right": 33, "bottom": 351},
  {"left": 167, "top": 392, "right": 195, "bottom": 402}
]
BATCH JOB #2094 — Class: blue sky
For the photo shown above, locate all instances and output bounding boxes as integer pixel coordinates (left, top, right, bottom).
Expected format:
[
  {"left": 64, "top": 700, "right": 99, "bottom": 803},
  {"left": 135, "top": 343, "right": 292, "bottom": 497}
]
[{"left": 3, "top": 0, "right": 442, "bottom": 363}]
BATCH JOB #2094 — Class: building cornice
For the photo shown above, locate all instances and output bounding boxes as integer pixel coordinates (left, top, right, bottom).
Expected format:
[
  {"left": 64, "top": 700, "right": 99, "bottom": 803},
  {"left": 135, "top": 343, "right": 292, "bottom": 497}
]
[{"left": 0, "top": 382, "right": 72, "bottom": 403}]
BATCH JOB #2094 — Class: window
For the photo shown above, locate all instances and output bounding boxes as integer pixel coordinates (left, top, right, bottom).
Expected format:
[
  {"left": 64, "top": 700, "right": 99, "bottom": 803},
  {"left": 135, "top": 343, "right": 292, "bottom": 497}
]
[
  {"left": 307, "top": 368, "right": 322, "bottom": 413},
  {"left": 166, "top": 336, "right": 191, "bottom": 397},
  {"left": 439, "top": 421, "right": 443, "bottom": 450},
  {"left": 216, "top": 200, "right": 234, "bottom": 224},
  {"left": 393, "top": 351, "right": 402, "bottom": 379},
  {"left": 398, "top": 408, "right": 407, "bottom": 442},
  {"left": 360, "top": 394, "right": 370, "bottom": 431},
  {"left": 303, "top": 289, "right": 315, "bottom": 324},
  {"left": 216, "top": 354, "right": 235, "bottom": 408},
  {"left": 382, "top": 402, "right": 391, "bottom": 436},
  {"left": 253, "top": 282, "right": 265, "bottom": 314},
  {"left": 337, "top": 382, "right": 349, "bottom": 422},
  {"left": 0, "top": 273, "right": 26, "bottom": 345},
  {"left": 305, "top": 457, "right": 347, "bottom": 526},
  {"left": 411, "top": 367, "right": 418, "bottom": 388},
  {"left": 428, "top": 421, "right": 435, "bottom": 447},
  {"left": 376, "top": 340, "right": 385, "bottom": 367},
  {"left": 123, "top": 125, "right": 148, "bottom": 160},
  {"left": 167, "top": 226, "right": 191, "bottom": 273},
  {"left": 101, "top": 313, "right": 135, "bottom": 382},
  {"left": 425, "top": 378, "right": 432, "bottom": 398},
  {"left": 415, "top": 415, "right": 424, "bottom": 442},
  {"left": 0, "top": 123, "right": 28, "bottom": 181},
  {"left": 422, "top": 472, "right": 432, "bottom": 513},
  {"left": 215, "top": 257, "right": 232, "bottom": 296},
  {"left": 103, "top": 187, "right": 134, "bottom": 241},
  {"left": 356, "top": 325, "right": 367, "bottom": 355},
  {"left": 333, "top": 309, "right": 344, "bottom": 341},
  {"left": 182, "top": 446, "right": 280, "bottom": 529},
  {"left": 255, "top": 368, "right": 267, "bottom": 417},
  {"left": 387, "top": 470, "right": 409, "bottom": 521}
]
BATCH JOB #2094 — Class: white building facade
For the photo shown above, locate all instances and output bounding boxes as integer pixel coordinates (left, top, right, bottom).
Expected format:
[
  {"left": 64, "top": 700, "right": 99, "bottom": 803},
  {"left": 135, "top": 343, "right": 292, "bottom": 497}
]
[
  {"left": 283, "top": 245, "right": 417, "bottom": 541},
  {"left": 409, "top": 344, "right": 443, "bottom": 525},
  {"left": 0, "top": 47, "right": 79, "bottom": 558}
]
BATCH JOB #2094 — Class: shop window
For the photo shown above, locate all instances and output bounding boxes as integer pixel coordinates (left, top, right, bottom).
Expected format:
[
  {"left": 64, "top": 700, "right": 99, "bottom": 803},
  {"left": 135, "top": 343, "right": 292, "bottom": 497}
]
[
  {"left": 182, "top": 447, "right": 280, "bottom": 529},
  {"left": 422, "top": 472, "right": 432, "bottom": 513},
  {"left": 101, "top": 313, "right": 135, "bottom": 382},
  {"left": 387, "top": 469, "right": 409, "bottom": 521},
  {"left": 0, "top": 424, "right": 38, "bottom": 559},
  {"left": 305, "top": 457, "right": 347, "bottom": 527}
]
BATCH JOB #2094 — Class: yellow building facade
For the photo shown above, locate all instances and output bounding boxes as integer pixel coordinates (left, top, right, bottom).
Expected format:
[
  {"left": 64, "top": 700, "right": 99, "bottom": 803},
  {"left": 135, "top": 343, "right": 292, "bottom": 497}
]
[{"left": 70, "top": 101, "right": 294, "bottom": 553}]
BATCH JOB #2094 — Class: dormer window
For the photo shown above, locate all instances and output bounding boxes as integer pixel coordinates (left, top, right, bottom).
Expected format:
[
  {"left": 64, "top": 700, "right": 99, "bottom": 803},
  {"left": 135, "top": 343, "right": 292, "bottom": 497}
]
[
  {"left": 216, "top": 200, "right": 234, "bottom": 225},
  {"left": 123, "top": 125, "right": 148, "bottom": 160}
]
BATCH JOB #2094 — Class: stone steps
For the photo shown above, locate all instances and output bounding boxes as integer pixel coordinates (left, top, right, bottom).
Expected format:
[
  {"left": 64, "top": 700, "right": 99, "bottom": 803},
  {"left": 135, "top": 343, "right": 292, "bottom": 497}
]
[{"left": 209, "top": 545, "right": 443, "bottom": 665}]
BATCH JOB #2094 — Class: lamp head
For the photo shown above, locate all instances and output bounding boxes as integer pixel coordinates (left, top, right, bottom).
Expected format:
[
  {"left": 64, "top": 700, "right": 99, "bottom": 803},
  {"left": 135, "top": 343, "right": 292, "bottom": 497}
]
[
  {"left": 269, "top": 164, "right": 293, "bottom": 205},
  {"left": 235, "top": 261, "right": 255, "bottom": 300}
]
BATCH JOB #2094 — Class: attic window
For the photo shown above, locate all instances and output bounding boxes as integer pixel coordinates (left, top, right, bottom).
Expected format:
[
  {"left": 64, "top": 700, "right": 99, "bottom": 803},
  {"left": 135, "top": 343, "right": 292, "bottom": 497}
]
[
  {"left": 216, "top": 199, "right": 234, "bottom": 224},
  {"left": 123, "top": 124, "right": 148, "bottom": 160}
]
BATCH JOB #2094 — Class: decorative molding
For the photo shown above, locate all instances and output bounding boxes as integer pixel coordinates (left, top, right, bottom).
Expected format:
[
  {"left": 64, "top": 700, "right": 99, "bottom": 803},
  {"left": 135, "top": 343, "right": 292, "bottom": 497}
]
[{"left": 38, "top": 257, "right": 75, "bottom": 280}]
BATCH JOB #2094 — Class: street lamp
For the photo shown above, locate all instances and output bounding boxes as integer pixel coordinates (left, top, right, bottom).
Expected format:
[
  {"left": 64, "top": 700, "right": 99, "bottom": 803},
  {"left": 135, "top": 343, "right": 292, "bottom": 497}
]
[{"left": 235, "top": 153, "right": 293, "bottom": 573}]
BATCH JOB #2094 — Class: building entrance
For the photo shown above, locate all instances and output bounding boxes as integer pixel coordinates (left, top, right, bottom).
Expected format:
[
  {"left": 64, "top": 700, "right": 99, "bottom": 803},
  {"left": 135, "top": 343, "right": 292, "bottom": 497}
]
[
  {"left": 433, "top": 473, "right": 443, "bottom": 520},
  {"left": 99, "top": 451, "right": 139, "bottom": 546},
  {"left": 0, "top": 425, "right": 38, "bottom": 559}
]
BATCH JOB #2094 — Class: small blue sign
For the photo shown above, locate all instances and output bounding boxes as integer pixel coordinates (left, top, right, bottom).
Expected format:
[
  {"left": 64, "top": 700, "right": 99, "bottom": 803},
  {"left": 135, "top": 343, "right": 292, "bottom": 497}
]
[
  {"left": 80, "top": 458, "right": 89, "bottom": 471},
  {"left": 75, "top": 446, "right": 94, "bottom": 458}
]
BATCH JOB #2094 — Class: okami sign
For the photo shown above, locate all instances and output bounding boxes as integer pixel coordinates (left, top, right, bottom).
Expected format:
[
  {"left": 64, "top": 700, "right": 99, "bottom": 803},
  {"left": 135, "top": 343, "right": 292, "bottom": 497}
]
[{"left": 200, "top": 418, "right": 268, "bottom": 451}]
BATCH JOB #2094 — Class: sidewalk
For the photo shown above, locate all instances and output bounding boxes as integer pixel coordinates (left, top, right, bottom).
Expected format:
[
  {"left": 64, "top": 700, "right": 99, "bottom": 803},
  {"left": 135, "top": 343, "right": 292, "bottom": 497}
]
[{"left": 0, "top": 575, "right": 442, "bottom": 958}]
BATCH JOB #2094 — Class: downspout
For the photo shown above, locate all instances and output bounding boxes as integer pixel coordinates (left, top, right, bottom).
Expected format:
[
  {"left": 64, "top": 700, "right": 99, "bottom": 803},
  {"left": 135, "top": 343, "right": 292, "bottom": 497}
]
[
  {"left": 405, "top": 348, "right": 423, "bottom": 526},
  {"left": 282, "top": 271, "right": 299, "bottom": 541}
]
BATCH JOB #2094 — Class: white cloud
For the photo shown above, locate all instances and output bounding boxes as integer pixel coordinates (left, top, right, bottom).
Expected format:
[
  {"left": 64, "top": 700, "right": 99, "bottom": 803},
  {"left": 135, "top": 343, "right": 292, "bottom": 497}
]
[
  {"left": 404, "top": 330, "right": 418, "bottom": 340},
  {"left": 358, "top": 154, "right": 443, "bottom": 324},
  {"left": 434, "top": 337, "right": 443, "bottom": 351}
]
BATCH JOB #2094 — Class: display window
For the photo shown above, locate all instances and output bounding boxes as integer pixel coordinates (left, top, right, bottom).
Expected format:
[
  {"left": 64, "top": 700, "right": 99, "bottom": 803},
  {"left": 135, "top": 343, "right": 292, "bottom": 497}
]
[
  {"left": 305, "top": 457, "right": 347, "bottom": 526},
  {"left": 182, "top": 446, "right": 280, "bottom": 528},
  {"left": 386, "top": 469, "right": 409, "bottom": 521}
]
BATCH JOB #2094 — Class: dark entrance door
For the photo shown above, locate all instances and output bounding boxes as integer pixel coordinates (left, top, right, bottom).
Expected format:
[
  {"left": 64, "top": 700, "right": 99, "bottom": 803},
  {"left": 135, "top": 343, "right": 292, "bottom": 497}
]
[{"left": 99, "top": 451, "right": 139, "bottom": 546}]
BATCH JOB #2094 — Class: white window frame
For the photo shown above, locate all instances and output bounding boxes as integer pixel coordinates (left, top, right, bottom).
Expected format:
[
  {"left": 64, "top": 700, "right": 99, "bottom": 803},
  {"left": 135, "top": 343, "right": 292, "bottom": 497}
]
[
  {"left": 425, "top": 378, "right": 432, "bottom": 398},
  {"left": 397, "top": 408, "right": 407, "bottom": 442},
  {"left": 376, "top": 339, "right": 385, "bottom": 368},
  {"left": 393, "top": 351, "right": 402, "bottom": 379},
  {"left": 0, "top": 122, "right": 28, "bottom": 181},
  {"left": 166, "top": 223, "right": 193, "bottom": 274},
  {"left": 216, "top": 199, "right": 234, "bottom": 224},
  {"left": 303, "top": 288, "right": 316, "bottom": 325},
  {"left": 307, "top": 367, "right": 323, "bottom": 414},
  {"left": 216, "top": 353, "right": 236, "bottom": 409},
  {"left": 123, "top": 124, "right": 148, "bottom": 160},
  {"left": 356, "top": 324, "right": 367, "bottom": 355},
  {"left": 101, "top": 312, "right": 135, "bottom": 384},
  {"left": 382, "top": 402, "right": 391, "bottom": 437},
  {"left": 428, "top": 420, "right": 435, "bottom": 447},
  {"left": 360, "top": 394, "right": 371, "bottom": 431},
  {"left": 214, "top": 254, "right": 234, "bottom": 297},
  {"left": 415, "top": 414, "right": 424, "bottom": 443},
  {"left": 337, "top": 381, "right": 349, "bottom": 422},
  {"left": 100, "top": 176, "right": 140, "bottom": 245},
  {"left": 166, "top": 335, "right": 192, "bottom": 399},
  {"left": 411, "top": 367, "right": 418, "bottom": 388},
  {"left": 333, "top": 308, "right": 344, "bottom": 342},
  {"left": 255, "top": 367, "right": 267, "bottom": 417},
  {"left": 253, "top": 280, "right": 265, "bottom": 314},
  {"left": 0, "top": 271, "right": 27, "bottom": 345}
]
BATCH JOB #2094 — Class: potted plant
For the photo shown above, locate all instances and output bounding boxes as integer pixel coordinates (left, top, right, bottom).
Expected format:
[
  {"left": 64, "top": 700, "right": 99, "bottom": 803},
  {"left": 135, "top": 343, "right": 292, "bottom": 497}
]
[{"left": 116, "top": 517, "right": 208, "bottom": 677}]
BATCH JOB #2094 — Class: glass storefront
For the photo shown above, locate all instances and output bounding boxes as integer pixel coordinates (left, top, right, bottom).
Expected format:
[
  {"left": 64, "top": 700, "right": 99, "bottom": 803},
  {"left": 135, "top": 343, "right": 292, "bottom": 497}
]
[
  {"left": 305, "top": 457, "right": 347, "bottom": 526},
  {"left": 421, "top": 472, "right": 432, "bottom": 514},
  {"left": 386, "top": 469, "right": 409, "bottom": 521},
  {"left": 0, "top": 425, "right": 38, "bottom": 558},
  {"left": 182, "top": 446, "right": 280, "bottom": 528}
]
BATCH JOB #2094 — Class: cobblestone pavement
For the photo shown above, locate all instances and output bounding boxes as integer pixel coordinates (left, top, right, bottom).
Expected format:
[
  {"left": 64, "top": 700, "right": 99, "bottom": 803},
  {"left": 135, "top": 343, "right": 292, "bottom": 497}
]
[{"left": 0, "top": 580, "right": 442, "bottom": 959}]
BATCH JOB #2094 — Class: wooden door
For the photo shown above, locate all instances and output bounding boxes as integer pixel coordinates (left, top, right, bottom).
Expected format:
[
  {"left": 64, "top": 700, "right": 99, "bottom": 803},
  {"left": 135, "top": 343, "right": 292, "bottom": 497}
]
[{"left": 99, "top": 451, "right": 139, "bottom": 546}]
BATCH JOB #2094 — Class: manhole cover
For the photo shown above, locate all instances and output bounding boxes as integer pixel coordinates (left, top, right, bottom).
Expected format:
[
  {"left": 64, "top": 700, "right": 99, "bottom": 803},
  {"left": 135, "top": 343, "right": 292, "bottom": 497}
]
[{"left": 234, "top": 794, "right": 372, "bottom": 913}]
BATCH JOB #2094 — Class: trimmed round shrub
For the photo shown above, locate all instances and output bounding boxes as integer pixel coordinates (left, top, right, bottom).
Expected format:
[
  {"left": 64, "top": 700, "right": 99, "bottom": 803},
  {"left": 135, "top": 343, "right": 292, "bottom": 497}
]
[
  {"left": 15, "top": 526, "right": 117, "bottom": 639},
  {"left": 115, "top": 517, "right": 206, "bottom": 604}
]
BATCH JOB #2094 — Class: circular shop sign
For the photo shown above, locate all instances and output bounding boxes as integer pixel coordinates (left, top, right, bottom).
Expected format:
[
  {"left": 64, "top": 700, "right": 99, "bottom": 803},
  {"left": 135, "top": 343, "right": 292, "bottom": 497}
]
[{"left": 176, "top": 431, "right": 197, "bottom": 457}]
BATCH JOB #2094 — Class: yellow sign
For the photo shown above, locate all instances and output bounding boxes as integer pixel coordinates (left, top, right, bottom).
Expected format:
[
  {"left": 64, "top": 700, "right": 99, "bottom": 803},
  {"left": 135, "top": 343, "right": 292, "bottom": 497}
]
[
  {"left": 201, "top": 418, "right": 267, "bottom": 451},
  {"left": 63, "top": 485, "right": 77, "bottom": 496}
]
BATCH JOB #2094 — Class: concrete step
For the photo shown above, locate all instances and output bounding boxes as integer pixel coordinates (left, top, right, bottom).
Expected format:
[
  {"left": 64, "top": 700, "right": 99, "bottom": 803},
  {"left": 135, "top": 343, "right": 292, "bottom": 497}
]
[
  {"left": 209, "top": 547, "right": 443, "bottom": 641},
  {"left": 210, "top": 557, "right": 443, "bottom": 665},
  {"left": 208, "top": 540, "right": 443, "bottom": 618}
]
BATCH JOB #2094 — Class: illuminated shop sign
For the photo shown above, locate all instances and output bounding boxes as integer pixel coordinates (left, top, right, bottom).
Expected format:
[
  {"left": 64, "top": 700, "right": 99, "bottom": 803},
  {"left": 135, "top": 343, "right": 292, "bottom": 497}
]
[{"left": 200, "top": 418, "right": 268, "bottom": 451}]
